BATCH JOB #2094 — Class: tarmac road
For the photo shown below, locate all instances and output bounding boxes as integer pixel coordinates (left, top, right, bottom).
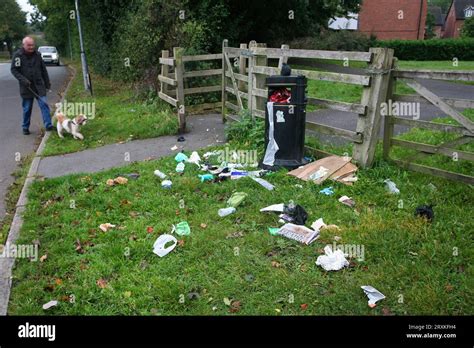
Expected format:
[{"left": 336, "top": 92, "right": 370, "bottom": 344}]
[{"left": 0, "top": 62, "right": 69, "bottom": 220}]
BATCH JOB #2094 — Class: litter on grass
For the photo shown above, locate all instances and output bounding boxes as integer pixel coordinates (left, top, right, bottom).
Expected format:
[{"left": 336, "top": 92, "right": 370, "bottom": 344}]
[
  {"left": 319, "top": 187, "right": 334, "bottom": 196},
  {"left": 198, "top": 174, "right": 214, "bottom": 182},
  {"left": 361, "top": 285, "right": 386, "bottom": 308},
  {"left": 42, "top": 300, "right": 58, "bottom": 310},
  {"left": 251, "top": 177, "right": 275, "bottom": 190},
  {"left": 161, "top": 180, "right": 172, "bottom": 189},
  {"left": 175, "top": 152, "right": 188, "bottom": 162},
  {"left": 176, "top": 162, "right": 185, "bottom": 173},
  {"left": 384, "top": 179, "right": 400, "bottom": 194},
  {"left": 277, "top": 223, "right": 319, "bottom": 245},
  {"left": 414, "top": 205, "right": 434, "bottom": 222},
  {"left": 173, "top": 221, "right": 191, "bottom": 236},
  {"left": 154, "top": 169, "right": 167, "bottom": 179},
  {"left": 311, "top": 218, "right": 326, "bottom": 232},
  {"left": 268, "top": 227, "right": 280, "bottom": 235},
  {"left": 227, "top": 192, "right": 248, "bottom": 208},
  {"left": 339, "top": 195, "right": 355, "bottom": 208},
  {"left": 218, "top": 207, "right": 236, "bottom": 217},
  {"left": 260, "top": 203, "right": 285, "bottom": 212},
  {"left": 315, "top": 245, "right": 349, "bottom": 271},
  {"left": 186, "top": 151, "right": 201, "bottom": 166},
  {"left": 99, "top": 223, "right": 116, "bottom": 232},
  {"left": 153, "top": 234, "right": 178, "bottom": 257},
  {"left": 171, "top": 145, "right": 178, "bottom": 151},
  {"left": 288, "top": 155, "right": 357, "bottom": 185}
]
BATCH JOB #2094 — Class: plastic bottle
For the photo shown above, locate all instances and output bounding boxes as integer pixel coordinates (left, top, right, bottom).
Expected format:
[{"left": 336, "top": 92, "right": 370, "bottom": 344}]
[
  {"left": 384, "top": 179, "right": 400, "bottom": 194},
  {"left": 176, "top": 162, "right": 185, "bottom": 173},
  {"left": 218, "top": 207, "right": 236, "bottom": 217},
  {"left": 161, "top": 180, "right": 172, "bottom": 189},
  {"left": 154, "top": 170, "right": 167, "bottom": 179}
]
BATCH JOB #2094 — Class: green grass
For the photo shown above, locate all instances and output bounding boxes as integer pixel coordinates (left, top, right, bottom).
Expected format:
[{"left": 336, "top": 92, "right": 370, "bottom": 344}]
[
  {"left": 42, "top": 62, "right": 178, "bottom": 157},
  {"left": 390, "top": 110, "right": 474, "bottom": 175},
  {"left": 8, "top": 138, "right": 473, "bottom": 315},
  {"left": 0, "top": 154, "right": 34, "bottom": 244}
]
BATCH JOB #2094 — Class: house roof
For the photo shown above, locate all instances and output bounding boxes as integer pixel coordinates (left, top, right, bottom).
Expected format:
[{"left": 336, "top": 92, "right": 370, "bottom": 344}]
[
  {"left": 448, "top": 0, "right": 474, "bottom": 20},
  {"left": 428, "top": 5, "right": 445, "bottom": 25}
]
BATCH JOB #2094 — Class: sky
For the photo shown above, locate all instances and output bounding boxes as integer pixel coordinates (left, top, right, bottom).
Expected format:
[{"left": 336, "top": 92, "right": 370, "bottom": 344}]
[{"left": 16, "top": 0, "right": 35, "bottom": 21}]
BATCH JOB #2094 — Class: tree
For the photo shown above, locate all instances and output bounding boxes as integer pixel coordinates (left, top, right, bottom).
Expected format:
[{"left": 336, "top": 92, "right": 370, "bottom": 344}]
[
  {"left": 0, "top": 0, "right": 28, "bottom": 56},
  {"left": 425, "top": 13, "right": 436, "bottom": 39},
  {"left": 461, "top": 16, "right": 474, "bottom": 38}
]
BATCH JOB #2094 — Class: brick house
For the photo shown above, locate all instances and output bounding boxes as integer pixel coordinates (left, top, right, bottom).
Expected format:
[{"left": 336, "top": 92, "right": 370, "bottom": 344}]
[
  {"left": 358, "top": 0, "right": 428, "bottom": 40},
  {"left": 427, "top": 5, "right": 445, "bottom": 38},
  {"left": 443, "top": 0, "right": 474, "bottom": 38}
]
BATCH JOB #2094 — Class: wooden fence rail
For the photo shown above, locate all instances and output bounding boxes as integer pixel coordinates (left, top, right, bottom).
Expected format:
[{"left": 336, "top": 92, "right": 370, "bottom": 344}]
[{"left": 158, "top": 40, "right": 474, "bottom": 183}]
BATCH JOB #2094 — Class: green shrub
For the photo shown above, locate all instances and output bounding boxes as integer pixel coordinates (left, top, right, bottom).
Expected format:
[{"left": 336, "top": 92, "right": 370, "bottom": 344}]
[
  {"left": 461, "top": 17, "right": 474, "bottom": 38},
  {"left": 225, "top": 110, "right": 265, "bottom": 149},
  {"left": 288, "top": 30, "right": 377, "bottom": 52},
  {"left": 376, "top": 38, "right": 474, "bottom": 60}
]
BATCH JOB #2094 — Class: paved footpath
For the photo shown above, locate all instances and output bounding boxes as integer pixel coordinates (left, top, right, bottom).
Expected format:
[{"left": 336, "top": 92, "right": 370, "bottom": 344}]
[{"left": 37, "top": 114, "right": 226, "bottom": 178}]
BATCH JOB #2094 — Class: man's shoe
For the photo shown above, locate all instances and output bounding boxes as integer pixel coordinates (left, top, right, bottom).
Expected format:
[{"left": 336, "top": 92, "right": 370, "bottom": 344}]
[
  {"left": 45, "top": 126, "right": 54, "bottom": 132},
  {"left": 23, "top": 129, "right": 30, "bottom": 135}
]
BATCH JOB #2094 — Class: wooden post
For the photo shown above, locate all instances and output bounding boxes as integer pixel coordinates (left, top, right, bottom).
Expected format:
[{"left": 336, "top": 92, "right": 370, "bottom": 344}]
[
  {"left": 160, "top": 50, "right": 170, "bottom": 95},
  {"left": 383, "top": 57, "right": 398, "bottom": 160},
  {"left": 173, "top": 47, "right": 186, "bottom": 133},
  {"left": 278, "top": 44, "right": 289, "bottom": 70},
  {"left": 353, "top": 47, "right": 394, "bottom": 168},
  {"left": 221, "top": 39, "right": 228, "bottom": 123},
  {"left": 239, "top": 43, "right": 247, "bottom": 93},
  {"left": 250, "top": 42, "right": 267, "bottom": 119}
]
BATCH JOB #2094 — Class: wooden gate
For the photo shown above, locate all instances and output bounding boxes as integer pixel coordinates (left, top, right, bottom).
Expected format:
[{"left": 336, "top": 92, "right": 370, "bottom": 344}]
[{"left": 383, "top": 67, "right": 474, "bottom": 184}]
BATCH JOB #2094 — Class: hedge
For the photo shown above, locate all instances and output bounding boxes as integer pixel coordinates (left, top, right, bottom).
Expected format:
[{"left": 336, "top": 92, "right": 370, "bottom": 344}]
[{"left": 376, "top": 38, "right": 474, "bottom": 61}]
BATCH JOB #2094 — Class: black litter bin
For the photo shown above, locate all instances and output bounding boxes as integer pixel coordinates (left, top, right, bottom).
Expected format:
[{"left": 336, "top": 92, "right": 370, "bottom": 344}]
[{"left": 261, "top": 74, "right": 308, "bottom": 170}]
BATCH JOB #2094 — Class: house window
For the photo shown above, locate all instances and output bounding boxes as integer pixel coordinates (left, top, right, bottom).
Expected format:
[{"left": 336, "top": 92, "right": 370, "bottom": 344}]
[{"left": 465, "top": 6, "right": 474, "bottom": 18}]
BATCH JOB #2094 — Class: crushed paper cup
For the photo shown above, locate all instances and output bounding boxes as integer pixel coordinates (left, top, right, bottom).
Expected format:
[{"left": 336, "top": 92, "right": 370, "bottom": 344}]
[
  {"left": 153, "top": 234, "right": 178, "bottom": 257},
  {"left": 361, "top": 285, "right": 386, "bottom": 308}
]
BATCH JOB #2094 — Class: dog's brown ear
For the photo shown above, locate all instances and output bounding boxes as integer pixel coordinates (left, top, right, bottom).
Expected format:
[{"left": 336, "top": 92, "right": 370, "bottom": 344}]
[{"left": 76, "top": 114, "right": 87, "bottom": 125}]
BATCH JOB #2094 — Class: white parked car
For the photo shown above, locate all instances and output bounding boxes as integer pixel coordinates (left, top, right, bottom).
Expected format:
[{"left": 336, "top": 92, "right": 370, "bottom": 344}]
[{"left": 38, "top": 46, "right": 60, "bottom": 66}]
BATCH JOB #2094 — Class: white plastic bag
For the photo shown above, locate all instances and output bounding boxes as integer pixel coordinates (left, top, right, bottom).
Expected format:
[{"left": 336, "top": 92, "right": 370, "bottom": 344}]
[{"left": 315, "top": 245, "right": 349, "bottom": 271}]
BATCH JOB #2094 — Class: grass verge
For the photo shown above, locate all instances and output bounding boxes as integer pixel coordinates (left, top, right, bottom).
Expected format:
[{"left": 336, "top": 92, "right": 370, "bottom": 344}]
[
  {"left": 42, "top": 62, "right": 178, "bottom": 157},
  {"left": 8, "top": 136, "right": 473, "bottom": 315}
]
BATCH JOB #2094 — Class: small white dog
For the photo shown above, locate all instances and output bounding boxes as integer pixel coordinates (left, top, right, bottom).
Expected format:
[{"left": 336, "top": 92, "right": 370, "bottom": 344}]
[{"left": 53, "top": 103, "right": 88, "bottom": 140}]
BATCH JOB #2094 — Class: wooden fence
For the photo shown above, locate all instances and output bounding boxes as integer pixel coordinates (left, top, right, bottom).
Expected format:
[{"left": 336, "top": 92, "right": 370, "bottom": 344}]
[
  {"left": 383, "top": 66, "right": 474, "bottom": 184},
  {"left": 158, "top": 40, "right": 474, "bottom": 183},
  {"left": 221, "top": 40, "right": 393, "bottom": 168},
  {"left": 158, "top": 47, "right": 222, "bottom": 133}
]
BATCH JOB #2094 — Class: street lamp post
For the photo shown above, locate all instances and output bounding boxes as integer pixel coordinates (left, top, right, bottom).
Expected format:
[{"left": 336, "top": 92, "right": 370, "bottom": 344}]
[{"left": 74, "top": 0, "right": 92, "bottom": 95}]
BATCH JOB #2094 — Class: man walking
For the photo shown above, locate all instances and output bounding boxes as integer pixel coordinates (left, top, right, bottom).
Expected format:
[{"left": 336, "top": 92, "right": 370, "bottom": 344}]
[{"left": 10, "top": 36, "right": 53, "bottom": 135}]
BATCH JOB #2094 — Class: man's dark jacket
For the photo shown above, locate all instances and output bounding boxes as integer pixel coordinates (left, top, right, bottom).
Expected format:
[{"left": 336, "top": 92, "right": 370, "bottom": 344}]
[{"left": 10, "top": 48, "right": 51, "bottom": 99}]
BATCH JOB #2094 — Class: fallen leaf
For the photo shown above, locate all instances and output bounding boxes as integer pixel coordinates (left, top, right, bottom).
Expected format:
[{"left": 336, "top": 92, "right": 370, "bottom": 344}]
[
  {"left": 113, "top": 177, "right": 128, "bottom": 185},
  {"left": 445, "top": 284, "right": 454, "bottom": 292},
  {"left": 177, "top": 239, "right": 185, "bottom": 247},
  {"left": 271, "top": 261, "right": 281, "bottom": 268},
  {"left": 229, "top": 300, "right": 241, "bottom": 313},
  {"left": 146, "top": 226, "right": 154, "bottom": 233},
  {"left": 382, "top": 307, "right": 392, "bottom": 316},
  {"left": 300, "top": 303, "right": 308, "bottom": 310},
  {"left": 99, "top": 223, "right": 116, "bottom": 232},
  {"left": 55, "top": 278, "right": 63, "bottom": 286},
  {"left": 96, "top": 278, "right": 108, "bottom": 289},
  {"left": 40, "top": 254, "right": 47, "bottom": 262},
  {"left": 106, "top": 179, "right": 115, "bottom": 186},
  {"left": 200, "top": 223, "right": 207, "bottom": 229}
]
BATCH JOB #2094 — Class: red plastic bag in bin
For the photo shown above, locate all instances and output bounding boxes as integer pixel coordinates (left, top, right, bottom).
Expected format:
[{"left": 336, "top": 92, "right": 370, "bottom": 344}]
[{"left": 269, "top": 88, "right": 291, "bottom": 103}]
